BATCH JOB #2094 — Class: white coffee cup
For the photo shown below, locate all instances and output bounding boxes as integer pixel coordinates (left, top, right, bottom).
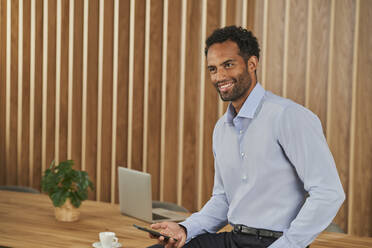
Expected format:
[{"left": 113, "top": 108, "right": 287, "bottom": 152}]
[{"left": 99, "top": 232, "right": 118, "bottom": 248}]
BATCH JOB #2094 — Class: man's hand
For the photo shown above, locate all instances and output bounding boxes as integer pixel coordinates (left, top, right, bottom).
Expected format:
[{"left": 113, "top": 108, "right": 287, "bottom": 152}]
[{"left": 149, "top": 221, "right": 187, "bottom": 248}]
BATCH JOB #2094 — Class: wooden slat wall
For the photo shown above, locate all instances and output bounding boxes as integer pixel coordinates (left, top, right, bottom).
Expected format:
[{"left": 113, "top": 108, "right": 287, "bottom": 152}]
[{"left": 0, "top": 0, "right": 371, "bottom": 237}]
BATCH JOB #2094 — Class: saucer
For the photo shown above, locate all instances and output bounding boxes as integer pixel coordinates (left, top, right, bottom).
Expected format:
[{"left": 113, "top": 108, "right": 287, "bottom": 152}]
[{"left": 92, "top": 241, "right": 122, "bottom": 248}]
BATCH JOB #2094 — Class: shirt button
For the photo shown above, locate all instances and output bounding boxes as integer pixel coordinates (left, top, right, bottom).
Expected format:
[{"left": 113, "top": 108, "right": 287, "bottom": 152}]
[
  {"left": 239, "top": 130, "right": 243, "bottom": 134},
  {"left": 241, "top": 152, "right": 245, "bottom": 157},
  {"left": 242, "top": 175, "right": 247, "bottom": 180}
]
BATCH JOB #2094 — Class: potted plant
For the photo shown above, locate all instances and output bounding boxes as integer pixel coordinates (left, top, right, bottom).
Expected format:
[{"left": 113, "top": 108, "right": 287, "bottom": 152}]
[{"left": 41, "top": 160, "right": 94, "bottom": 222}]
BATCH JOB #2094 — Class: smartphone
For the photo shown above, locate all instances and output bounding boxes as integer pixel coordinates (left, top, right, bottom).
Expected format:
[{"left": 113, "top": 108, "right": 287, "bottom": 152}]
[{"left": 133, "top": 224, "right": 178, "bottom": 242}]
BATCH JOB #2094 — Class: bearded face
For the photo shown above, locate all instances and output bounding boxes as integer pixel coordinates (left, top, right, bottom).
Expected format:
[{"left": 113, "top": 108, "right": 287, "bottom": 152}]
[{"left": 207, "top": 41, "right": 254, "bottom": 106}]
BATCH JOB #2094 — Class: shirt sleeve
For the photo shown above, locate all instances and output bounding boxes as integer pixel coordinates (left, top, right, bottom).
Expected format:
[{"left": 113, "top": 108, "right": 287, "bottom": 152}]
[
  {"left": 269, "top": 105, "right": 345, "bottom": 248},
  {"left": 179, "top": 150, "right": 229, "bottom": 243}
]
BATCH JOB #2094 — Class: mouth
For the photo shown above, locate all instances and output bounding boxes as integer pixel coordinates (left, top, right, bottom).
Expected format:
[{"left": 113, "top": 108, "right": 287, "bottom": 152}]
[{"left": 217, "top": 80, "right": 234, "bottom": 93}]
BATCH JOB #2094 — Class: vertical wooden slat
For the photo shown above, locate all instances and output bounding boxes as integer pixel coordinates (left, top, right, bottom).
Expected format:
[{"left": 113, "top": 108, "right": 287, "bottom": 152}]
[
  {"left": 86, "top": 0, "right": 99, "bottom": 200},
  {"left": 351, "top": 0, "right": 372, "bottom": 237},
  {"left": 162, "top": 0, "right": 181, "bottom": 203},
  {"left": 264, "top": 0, "right": 285, "bottom": 95},
  {"left": 348, "top": 0, "right": 359, "bottom": 235},
  {"left": 17, "top": 0, "right": 23, "bottom": 183},
  {"left": 2, "top": 0, "right": 12, "bottom": 183},
  {"left": 111, "top": 0, "right": 119, "bottom": 203},
  {"left": 246, "top": 0, "right": 255, "bottom": 31},
  {"left": 177, "top": 0, "right": 187, "bottom": 206},
  {"left": 32, "top": 0, "right": 43, "bottom": 189},
  {"left": 326, "top": 0, "right": 354, "bottom": 233},
  {"left": 241, "top": 0, "right": 247, "bottom": 27},
  {"left": 0, "top": 0, "right": 8, "bottom": 184},
  {"left": 127, "top": 0, "right": 134, "bottom": 170},
  {"left": 202, "top": 0, "right": 221, "bottom": 208},
  {"left": 220, "top": 0, "right": 226, "bottom": 27},
  {"left": 45, "top": 0, "right": 56, "bottom": 176},
  {"left": 326, "top": 0, "right": 335, "bottom": 141},
  {"left": 282, "top": 0, "right": 289, "bottom": 97},
  {"left": 67, "top": 0, "right": 75, "bottom": 159},
  {"left": 131, "top": 0, "right": 145, "bottom": 172},
  {"left": 159, "top": 0, "right": 168, "bottom": 202},
  {"left": 8, "top": 0, "right": 18, "bottom": 186},
  {"left": 304, "top": 0, "right": 312, "bottom": 109},
  {"left": 54, "top": 0, "right": 61, "bottom": 164},
  {"left": 146, "top": 0, "right": 163, "bottom": 201},
  {"left": 29, "top": 0, "right": 35, "bottom": 186},
  {"left": 58, "top": 0, "right": 69, "bottom": 163},
  {"left": 71, "top": 0, "right": 84, "bottom": 171},
  {"left": 81, "top": 0, "right": 89, "bottom": 172},
  {"left": 115, "top": 0, "right": 130, "bottom": 203},
  {"left": 21, "top": 0, "right": 31, "bottom": 187},
  {"left": 261, "top": 0, "right": 268, "bottom": 88},
  {"left": 182, "top": 0, "right": 202, "bottom": 211},
  {"left": 235, "top": 0, "right": 242, "bottom": 26},
  {"left": 142, "top": 0, "right": 150, "bottom": 173},
  {"left": 197, "top": 0, "right": 207, "bottom": 210},
  {"left": 100, "top": 0, "right": 114, "bottom": 203},
  {"left": 41, "top": 0, "right": 48, "bottom": 174},
  {"left": 96, "top": 0, "right": 104, "bottom": 201}
]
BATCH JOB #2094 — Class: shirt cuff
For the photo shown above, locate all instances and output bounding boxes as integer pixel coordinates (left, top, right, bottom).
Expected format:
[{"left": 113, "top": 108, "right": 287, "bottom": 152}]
[
  {"left": 179, "top": 219, "right": 203, "bottom": 244},
  {"left": 178, "top": 224, "right": 187, "bottom": 237}
]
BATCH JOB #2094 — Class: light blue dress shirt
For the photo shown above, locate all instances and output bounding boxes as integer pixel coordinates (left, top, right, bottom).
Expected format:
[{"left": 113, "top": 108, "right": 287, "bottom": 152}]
[{"left": 180, "top": 83, "right": 345, "bottom": 248}]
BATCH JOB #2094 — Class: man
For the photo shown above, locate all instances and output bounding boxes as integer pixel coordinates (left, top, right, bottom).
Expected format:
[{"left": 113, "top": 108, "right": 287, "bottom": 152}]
[{"left": 149, "top": 26, "right": 345, "bottom": 248}]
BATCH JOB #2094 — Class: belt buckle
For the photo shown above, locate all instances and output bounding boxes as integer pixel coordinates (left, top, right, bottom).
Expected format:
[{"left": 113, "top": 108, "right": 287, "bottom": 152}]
[{"left": 234, "top": 224, "right": 241, "bottom": 233}]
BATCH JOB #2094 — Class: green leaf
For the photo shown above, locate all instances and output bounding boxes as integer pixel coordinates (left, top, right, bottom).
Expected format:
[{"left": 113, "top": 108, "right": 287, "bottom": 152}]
[
  {"left": 70, "top": 192, "right": 82, "bottom": 208},
  {"left": 51, "top": 189, "right": 69, "bottom": 207}
]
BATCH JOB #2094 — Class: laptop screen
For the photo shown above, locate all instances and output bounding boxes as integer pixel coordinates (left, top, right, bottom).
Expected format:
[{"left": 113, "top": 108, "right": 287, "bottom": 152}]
[{"left": 118, "top": 167, "right": 153, "bottom": 222}]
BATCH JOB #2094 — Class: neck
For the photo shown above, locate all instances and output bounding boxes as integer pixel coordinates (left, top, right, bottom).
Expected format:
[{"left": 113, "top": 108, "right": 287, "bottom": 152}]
[{"left": 231, "top": 81, "right": 257, "bottom": 114}]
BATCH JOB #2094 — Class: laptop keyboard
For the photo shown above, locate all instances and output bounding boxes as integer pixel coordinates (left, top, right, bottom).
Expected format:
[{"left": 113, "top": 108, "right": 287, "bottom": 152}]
[{"left": 152, "top": 213, "right": 168, "bottom": 220}]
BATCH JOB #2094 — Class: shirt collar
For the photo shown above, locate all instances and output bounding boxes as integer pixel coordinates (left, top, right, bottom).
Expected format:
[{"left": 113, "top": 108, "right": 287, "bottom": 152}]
[{"left": 225, "top": 83, "right": 265, "bottom": 123}]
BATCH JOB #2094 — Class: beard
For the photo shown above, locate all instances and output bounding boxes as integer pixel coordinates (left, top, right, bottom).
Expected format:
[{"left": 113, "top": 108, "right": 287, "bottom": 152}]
[{"left": 215, "top": 70, "right": 252, "bottom": 102}]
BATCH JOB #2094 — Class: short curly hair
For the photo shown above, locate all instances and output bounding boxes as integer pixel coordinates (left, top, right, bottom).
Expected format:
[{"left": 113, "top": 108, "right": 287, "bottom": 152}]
[{"left": 205, "top": 26, "right": 260, "bottom": 63}]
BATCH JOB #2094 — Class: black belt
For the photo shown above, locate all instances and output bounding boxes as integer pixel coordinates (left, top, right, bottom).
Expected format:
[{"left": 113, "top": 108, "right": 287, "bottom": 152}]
[{"left": 233, "top": 224, "right": 283, "bottom": 239}]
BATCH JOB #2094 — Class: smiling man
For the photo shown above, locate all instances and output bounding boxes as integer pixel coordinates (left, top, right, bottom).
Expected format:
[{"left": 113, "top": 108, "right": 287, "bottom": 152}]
[{"left": 149, "top": 26, "right": 345, "bottom": 248}]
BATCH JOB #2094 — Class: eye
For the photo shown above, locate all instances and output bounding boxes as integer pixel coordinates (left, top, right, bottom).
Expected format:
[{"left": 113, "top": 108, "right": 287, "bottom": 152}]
[
  {"left": 208, "top": 67, "right": 216, "bottom": 74},
  {"left": 225, "top": 62, "right": 233, "bottom": 68}
]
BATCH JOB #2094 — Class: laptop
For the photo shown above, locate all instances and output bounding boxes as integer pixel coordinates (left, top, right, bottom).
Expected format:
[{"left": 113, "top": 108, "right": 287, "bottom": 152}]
[{"left": 118, "top": 167, "right": 187, "bottom": 223}]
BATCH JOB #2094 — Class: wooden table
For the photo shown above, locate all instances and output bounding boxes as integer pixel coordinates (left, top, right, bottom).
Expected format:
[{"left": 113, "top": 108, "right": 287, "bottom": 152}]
[
  {"left": 1, "top": 191, "right": 372, "bottom": 248},
  {"left": 0, "top": 191, "right": 155, "bottom": 247}
]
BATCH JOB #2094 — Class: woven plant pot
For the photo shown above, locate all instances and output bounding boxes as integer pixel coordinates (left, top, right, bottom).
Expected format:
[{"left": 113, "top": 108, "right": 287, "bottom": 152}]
[{"left": 54, "top": 198, "right": 80, "bottom": 222}]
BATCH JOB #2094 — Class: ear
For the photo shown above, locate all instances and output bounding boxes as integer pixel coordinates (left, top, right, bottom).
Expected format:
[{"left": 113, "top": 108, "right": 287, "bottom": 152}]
[{"left": 247, "top": 56, "right": 258, "bottom": 73}]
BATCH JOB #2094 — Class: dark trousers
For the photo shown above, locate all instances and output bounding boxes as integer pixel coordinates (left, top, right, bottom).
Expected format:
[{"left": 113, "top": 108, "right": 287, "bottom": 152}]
[{"left": 147, "top": 231, "right": 278, "bottom": 248}]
